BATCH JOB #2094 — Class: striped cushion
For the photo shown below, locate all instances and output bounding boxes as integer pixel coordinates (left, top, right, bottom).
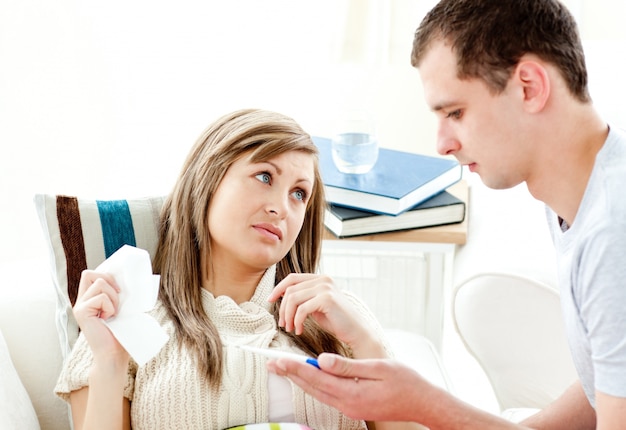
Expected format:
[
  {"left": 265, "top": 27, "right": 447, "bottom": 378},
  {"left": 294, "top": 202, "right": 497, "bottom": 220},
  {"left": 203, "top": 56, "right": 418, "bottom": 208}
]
[{"left": 34, "top": 194, "right": 165, "bottom": 358}]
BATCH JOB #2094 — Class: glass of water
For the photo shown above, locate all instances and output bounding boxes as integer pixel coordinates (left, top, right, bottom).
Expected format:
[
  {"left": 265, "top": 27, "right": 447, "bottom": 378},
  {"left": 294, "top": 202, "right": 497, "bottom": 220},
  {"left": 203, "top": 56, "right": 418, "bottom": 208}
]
[{"left": 331, "top": 111, "right": 379, "bottom": 174}]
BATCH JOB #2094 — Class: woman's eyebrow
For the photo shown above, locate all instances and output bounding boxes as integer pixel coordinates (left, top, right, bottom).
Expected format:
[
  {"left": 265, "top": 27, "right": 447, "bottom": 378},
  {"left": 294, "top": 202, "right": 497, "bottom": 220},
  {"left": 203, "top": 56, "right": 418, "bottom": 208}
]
[
  {"left": 264, "top": 160, "right": 281, "bottom": 174},
  {"left": 263, "top": 160, "right": 314, "bottom": 184}
]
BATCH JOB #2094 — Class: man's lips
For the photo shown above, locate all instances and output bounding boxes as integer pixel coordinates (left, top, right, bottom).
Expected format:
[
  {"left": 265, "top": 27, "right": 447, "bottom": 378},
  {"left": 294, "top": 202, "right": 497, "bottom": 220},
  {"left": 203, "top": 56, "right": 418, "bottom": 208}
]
[
  {"left": 253, "top": 223, "right": 283, "bottom": 240},
  {"left": 460, "top": 161, "right": 476, "bottom": 172}
]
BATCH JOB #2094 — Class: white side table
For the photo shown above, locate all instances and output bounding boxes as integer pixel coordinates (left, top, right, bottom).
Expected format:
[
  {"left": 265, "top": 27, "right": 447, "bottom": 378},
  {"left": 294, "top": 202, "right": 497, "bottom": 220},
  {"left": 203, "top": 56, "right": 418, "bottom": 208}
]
[{"left": 321, "top": 181, "right": 468, "bottom": 352}]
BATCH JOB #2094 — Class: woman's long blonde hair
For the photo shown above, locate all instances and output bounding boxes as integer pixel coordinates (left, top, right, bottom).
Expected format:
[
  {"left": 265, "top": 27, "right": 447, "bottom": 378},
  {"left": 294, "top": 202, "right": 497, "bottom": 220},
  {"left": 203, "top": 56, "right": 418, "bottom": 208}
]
[{"left": 153, "top": 109, "right": 349, "bottom": 386}]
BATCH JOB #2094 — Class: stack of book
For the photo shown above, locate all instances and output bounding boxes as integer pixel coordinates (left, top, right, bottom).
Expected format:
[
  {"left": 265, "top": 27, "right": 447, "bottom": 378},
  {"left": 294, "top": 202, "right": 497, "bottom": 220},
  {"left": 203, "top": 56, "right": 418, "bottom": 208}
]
[{"left": 313, "top": 136, "right": 466, "bottom": 238}]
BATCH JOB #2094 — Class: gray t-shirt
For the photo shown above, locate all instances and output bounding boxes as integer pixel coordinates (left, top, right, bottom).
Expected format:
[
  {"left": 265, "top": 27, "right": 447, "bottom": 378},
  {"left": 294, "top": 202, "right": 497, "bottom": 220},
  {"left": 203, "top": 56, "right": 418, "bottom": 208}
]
[{"left": 546, "top": 125, "right": 626, "bottom": 407}]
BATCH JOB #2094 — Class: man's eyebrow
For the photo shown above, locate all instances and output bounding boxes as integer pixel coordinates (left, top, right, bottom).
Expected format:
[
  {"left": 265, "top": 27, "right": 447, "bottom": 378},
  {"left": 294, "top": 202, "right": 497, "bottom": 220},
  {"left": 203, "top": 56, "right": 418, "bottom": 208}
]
[{"left": 431, "top": 100, "right": 458, "bottom": 112}]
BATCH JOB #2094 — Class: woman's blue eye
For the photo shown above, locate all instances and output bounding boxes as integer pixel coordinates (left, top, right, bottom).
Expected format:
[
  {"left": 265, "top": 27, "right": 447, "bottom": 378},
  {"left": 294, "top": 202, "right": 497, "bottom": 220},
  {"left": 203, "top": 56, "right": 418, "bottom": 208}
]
[
  {"left": 256, "top": 172, "right": 271, "bottom": 184},
  {"left": 293, "top": 189, "right": 306, "bottom": 201}
]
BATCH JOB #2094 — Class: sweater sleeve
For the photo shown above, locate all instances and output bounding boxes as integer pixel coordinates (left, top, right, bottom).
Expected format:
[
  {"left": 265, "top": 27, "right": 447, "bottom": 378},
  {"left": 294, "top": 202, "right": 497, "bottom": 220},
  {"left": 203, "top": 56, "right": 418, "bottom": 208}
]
[{"left": 54, "top": 332, "right": 137, "bottom": 402}]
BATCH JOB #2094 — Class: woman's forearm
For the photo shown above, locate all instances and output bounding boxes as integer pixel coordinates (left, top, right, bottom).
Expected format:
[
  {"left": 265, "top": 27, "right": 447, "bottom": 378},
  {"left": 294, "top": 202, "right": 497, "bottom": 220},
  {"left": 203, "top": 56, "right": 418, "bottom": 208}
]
[{"left": 71, "top": 354, "right": 131, "bottom": 430}]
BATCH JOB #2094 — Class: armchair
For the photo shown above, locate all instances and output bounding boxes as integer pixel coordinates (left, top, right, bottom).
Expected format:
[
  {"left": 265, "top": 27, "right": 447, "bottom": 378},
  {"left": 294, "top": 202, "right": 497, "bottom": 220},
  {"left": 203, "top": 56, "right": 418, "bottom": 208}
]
[{"left": 452, "top": 273, "right": 577, "bottom": 413}]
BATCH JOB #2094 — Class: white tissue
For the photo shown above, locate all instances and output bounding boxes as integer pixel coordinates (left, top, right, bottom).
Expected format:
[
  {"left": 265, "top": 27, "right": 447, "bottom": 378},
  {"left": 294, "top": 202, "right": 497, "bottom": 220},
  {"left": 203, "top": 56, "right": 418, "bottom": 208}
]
[{"left": 96, "top": 245, "right": 169, "bottom": 366}]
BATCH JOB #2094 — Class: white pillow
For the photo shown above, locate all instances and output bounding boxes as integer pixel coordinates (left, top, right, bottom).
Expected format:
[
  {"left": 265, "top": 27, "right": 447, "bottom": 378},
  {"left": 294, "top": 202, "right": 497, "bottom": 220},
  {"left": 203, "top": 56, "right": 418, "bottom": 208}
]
[{"left": 0, "top": 329, "right": 40, "bottom": 430}]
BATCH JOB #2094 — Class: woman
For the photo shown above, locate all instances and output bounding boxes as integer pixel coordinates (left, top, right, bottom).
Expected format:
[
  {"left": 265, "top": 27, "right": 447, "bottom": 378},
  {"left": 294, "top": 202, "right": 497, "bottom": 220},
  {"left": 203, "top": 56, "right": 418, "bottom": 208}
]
[{"left": 55, "top": 109, "right": 417, "bottom": 430}]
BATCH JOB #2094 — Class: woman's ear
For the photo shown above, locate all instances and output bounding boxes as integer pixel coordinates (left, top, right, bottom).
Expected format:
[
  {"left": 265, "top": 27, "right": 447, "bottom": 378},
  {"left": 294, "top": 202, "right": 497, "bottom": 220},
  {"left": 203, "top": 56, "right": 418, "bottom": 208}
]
[{"left": 515, "top": 60, "right": 550, "bottom": 113}]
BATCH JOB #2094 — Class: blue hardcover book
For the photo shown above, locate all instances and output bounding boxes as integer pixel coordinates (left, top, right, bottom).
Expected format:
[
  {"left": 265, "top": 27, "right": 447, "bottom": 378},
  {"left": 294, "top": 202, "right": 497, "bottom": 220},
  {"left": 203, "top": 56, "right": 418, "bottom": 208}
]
[{"left": 313, "top": 136, "right": 462, "bottom": 215}]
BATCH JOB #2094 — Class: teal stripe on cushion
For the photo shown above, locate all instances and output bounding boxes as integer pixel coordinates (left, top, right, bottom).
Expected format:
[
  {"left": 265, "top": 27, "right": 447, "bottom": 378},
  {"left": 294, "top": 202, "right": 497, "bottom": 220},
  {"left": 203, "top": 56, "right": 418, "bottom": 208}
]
[{"left": 96, "top": 200, "right": 137, "bottom": 258}]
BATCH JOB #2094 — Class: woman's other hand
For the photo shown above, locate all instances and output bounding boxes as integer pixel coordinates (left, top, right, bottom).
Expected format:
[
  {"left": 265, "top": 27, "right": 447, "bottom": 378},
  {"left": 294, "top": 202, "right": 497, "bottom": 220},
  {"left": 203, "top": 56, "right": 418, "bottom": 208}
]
[{"left": 268, "top": 273, "right": 386, "bottom": 358}]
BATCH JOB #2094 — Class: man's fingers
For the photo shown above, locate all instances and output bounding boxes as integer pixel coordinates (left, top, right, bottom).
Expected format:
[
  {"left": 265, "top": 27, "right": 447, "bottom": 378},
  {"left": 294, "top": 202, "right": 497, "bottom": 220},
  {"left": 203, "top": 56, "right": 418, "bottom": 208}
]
[
  {"left": 287, "top": 370, "right": 345, "bottom": 406},
  {"left": 267, "top": 356, "right": 371, "bottom": 421},
  {"left": 317, "top": 353, "right": 361, "bottom": 377},
  {"left": 317, "top": 353, "right": 386, "bottom": 383},
  {"left": 269, "top": 358, "right": 343, "bottom": 400}
]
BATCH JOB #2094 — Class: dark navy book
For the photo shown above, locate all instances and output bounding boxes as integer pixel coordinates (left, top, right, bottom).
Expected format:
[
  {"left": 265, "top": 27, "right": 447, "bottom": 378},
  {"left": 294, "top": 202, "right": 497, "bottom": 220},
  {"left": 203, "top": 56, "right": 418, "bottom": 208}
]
[{"left": 324, "top": 190, "right": 465, "bottom": 238}]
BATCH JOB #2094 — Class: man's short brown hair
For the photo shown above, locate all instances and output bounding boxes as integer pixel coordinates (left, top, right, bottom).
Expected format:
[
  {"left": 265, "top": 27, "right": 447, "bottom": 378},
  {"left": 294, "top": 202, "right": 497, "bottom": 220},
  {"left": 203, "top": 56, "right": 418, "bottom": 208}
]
[{"left": 411, "top": 0, "right": 590, "bottom": 102}]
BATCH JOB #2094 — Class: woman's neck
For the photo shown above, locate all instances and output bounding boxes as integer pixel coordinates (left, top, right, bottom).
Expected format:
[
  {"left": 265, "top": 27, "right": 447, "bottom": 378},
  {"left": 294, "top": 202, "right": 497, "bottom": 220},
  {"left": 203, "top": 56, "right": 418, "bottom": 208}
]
[{"left": 201, "top": 256, "right": 266, "bottom": 304}]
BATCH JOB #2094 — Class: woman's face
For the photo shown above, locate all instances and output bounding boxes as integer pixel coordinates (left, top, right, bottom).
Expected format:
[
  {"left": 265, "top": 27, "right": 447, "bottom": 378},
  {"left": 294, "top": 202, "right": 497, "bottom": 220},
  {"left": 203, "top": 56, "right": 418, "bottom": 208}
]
[{"left": 207, "top": 149, "right": 315, "bottom": 272}]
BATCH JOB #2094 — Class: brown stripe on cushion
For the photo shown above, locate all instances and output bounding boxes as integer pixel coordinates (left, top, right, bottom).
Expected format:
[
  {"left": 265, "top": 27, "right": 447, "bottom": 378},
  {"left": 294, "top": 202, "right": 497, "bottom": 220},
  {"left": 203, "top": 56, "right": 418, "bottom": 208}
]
[{"left": 56, "top": 196, "right": 87, "bottom": 306}]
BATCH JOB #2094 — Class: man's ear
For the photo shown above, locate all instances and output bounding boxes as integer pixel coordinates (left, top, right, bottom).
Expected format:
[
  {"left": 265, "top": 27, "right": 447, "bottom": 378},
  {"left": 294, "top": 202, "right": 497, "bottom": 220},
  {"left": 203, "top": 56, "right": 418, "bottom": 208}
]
[{"left": 515, "top": 60, "right": 550, "bottom": 113}]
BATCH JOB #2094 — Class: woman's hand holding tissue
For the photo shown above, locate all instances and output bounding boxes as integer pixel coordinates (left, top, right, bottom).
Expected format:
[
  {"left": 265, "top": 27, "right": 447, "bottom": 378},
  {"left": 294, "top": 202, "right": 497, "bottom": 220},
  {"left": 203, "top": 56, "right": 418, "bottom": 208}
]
[{"left": 73, "top": 270, "right": 129, "bottom": 365}]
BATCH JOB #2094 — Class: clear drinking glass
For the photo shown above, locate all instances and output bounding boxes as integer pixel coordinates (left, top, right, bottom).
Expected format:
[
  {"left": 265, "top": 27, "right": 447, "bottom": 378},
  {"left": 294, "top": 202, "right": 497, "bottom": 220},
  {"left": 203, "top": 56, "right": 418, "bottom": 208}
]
[{"left": 331, "top": 111, "right": 379, "bottom": 174}]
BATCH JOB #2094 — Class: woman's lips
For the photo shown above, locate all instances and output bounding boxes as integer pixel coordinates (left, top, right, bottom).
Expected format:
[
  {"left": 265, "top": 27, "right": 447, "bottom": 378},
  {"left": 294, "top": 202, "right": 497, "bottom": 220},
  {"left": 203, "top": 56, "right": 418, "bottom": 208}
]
[{"left": 253, "top": 223, "right": 283, "bottom": 240}]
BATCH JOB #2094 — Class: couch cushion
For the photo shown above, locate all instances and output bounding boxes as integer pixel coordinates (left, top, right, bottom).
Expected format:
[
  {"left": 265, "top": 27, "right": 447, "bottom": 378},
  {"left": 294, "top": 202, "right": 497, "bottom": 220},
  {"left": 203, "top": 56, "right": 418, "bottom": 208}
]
[
  {"left": 0, "top": 259, "right": 71, "bottom": 430},
  {"left": 0, "top": 328, "right": 41, "bottom": 430},
  {"left": 34, "top": 194, "right": 165, "bottom": 358}
]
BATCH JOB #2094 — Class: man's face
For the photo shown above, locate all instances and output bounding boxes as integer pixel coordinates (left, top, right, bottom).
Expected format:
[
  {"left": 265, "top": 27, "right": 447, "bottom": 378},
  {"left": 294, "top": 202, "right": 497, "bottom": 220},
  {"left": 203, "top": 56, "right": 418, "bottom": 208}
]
[{"left": 418, "top": 40, "right": 530, "bottom": 190}]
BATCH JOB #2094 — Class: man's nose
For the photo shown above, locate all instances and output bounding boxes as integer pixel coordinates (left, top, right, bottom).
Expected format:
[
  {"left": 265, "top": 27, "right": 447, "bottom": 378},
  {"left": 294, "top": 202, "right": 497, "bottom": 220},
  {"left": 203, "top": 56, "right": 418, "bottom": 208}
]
[{"left": 436, "top": 124, "right": 461, "bottom": 156}]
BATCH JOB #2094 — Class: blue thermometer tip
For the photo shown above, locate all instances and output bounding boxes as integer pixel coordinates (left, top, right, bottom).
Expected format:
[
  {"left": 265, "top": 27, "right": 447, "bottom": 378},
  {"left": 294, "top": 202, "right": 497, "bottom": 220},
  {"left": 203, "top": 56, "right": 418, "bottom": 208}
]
[{"left": 306, "top": 358, "right": 321, "bottom": 369}]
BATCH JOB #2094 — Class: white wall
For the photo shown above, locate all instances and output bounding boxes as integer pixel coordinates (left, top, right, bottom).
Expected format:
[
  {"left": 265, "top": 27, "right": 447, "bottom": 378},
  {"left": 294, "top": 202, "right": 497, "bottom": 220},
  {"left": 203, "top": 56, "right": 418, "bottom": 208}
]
[
  {"left": 1, "top": 0, "right": 439, "bottom": 263},
  {"left": 2, "top": 0, "right": 625, "bottom": 263}
]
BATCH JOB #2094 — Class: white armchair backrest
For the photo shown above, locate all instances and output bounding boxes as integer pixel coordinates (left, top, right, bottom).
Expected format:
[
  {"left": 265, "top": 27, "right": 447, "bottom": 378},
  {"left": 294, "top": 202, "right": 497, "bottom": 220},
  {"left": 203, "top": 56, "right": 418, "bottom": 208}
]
[{"left": 452, "top": 273, "right": 578, "bottom": 412}]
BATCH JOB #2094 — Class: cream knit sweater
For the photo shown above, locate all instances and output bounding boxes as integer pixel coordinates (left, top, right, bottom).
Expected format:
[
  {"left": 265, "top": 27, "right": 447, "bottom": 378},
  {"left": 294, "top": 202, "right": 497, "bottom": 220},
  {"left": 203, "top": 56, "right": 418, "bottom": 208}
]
[{"left": 56, "top": 266, "right": 388, "bottom": 430}]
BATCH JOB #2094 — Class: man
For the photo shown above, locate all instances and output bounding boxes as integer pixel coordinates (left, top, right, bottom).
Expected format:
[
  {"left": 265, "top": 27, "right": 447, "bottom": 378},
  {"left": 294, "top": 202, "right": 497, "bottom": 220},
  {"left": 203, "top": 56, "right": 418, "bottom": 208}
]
[{"left": 267, "top": 0, "right": 626, "bottom": 428}]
